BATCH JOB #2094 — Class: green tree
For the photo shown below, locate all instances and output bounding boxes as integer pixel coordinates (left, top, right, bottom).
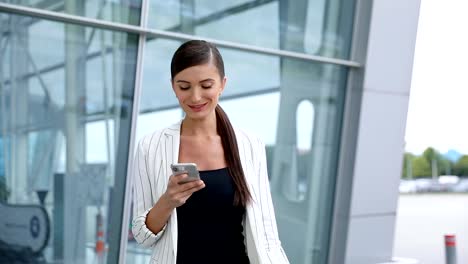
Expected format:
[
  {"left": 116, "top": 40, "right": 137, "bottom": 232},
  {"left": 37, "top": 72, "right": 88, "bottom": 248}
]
[
  {"left": 402, "top": 152, "right": 415, "bottom": 179},
  {"left": 454, "top": 155, "right": 468, "bottom": 176},
  {"left": 421, "top": 147, "right": 454, "bottom": 176},
  {"left": 401, "top": 147, "right": 456, "bottom": 178},
  {"left": 422, "top": 147, "right": 439, "bottom": 163},
  {"left": 439, "top": 158, "right": 454, "bottom": 175},
  {"left": 412, "top": 156, "right": 431, "bottom": 177}
]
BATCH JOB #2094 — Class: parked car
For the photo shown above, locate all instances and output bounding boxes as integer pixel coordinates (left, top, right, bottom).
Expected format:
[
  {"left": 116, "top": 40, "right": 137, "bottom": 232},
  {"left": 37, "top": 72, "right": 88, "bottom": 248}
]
[
  {"left": 413, "top": 178, "right": 433, "bottom": 192},
  {"left": 399, "top": 176, "right": 468, "bottom": 193},
  {"left": 451, "top": 178, "right": 468, "bottom": 192},
  {"left": 432, "top": 175, "right": 460, "bottom": 192},
  {"left": 399, "top": 180, "right": 418, "bottom": 193}
]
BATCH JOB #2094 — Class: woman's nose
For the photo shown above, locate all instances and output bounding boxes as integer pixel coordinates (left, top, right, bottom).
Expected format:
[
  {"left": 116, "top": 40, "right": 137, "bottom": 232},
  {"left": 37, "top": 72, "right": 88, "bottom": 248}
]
[{"left": 190, "top": 88, "right": 202, "bottom": 101}]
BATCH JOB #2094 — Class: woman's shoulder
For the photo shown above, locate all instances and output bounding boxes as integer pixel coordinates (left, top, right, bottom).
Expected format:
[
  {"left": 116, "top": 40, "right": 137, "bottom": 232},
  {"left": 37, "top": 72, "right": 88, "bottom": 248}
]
[
  {"left": 233, "top": 127, "right": 265, "bottom": 149},
  {"left": 138, "top": 122, "right": 181, "bottom": 149}
]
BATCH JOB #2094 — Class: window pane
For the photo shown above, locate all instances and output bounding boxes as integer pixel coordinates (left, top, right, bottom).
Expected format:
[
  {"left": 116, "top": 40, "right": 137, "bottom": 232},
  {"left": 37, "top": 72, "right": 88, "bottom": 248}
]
[
  {"left": 0, "top": 12, "right": 138, "bottom": 263},
  {"left": 147, "top": 0, "right": 356, "bottom": 59},
  {"left": 0, "top": 0, "right": 142, "bottom": 25},
  {"left": 138, "top": 38, "right": 281, "bottom": 114}
]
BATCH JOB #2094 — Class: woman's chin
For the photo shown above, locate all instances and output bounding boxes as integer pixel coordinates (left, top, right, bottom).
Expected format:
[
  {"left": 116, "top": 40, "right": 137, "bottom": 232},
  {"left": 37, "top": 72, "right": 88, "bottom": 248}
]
[
  {"left": 184, "top": 109, "right": 215, "bottom": 120},
  {"left": 184, "top": 110, "right": 203, "bottom": 118}
]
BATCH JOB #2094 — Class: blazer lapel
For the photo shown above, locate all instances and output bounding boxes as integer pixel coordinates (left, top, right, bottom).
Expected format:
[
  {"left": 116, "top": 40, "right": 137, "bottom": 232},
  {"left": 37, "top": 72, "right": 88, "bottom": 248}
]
[
  {"left": 162, "top": 120, "right": 182, "bottom": 260},
  {"left": 163, "top": 120, "right": 182, "bottom": 166}
]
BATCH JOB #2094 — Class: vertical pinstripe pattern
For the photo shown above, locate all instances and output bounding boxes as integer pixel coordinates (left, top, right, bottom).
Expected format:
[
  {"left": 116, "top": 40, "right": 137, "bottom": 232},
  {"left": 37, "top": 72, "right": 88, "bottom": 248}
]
[{"left": 131, "top": 121, "right": 290, "bottom": 264}]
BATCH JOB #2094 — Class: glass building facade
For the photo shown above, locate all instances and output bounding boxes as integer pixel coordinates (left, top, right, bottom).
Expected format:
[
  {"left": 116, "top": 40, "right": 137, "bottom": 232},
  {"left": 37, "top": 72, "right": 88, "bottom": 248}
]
[{"left": 0, "top": 1, "right": 421, "bottom": 264}]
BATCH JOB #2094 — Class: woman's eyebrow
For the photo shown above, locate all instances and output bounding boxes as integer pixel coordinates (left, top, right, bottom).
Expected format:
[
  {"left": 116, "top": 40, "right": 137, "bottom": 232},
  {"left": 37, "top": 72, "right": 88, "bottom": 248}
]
[
  {"left": 200, "top": 78, "right": 215, "bottom": 83},
  {"left": 176, "top": 80, "right": 190, "bottom": 83}
]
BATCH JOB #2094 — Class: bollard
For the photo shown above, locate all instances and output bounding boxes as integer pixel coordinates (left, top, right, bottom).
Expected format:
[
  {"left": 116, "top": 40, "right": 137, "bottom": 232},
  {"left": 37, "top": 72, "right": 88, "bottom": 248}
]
[{"left": 444, "top": 234, "right": 457, "bottom": 264}]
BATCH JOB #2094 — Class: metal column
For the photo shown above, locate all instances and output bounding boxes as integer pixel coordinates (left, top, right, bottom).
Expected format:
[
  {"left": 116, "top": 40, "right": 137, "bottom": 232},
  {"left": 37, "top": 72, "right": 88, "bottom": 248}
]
[
  {"left": 9, "top": 9, "right": 29, "bottom": 204},
  {"left": 63, "top": 1, "right": 87, "bottom": 262}
]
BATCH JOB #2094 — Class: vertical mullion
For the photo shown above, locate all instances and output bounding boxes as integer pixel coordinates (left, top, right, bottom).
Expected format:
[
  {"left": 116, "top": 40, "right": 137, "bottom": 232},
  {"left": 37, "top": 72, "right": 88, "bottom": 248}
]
[
  {"left": 327, "top": 0, "right": 372, "bottom": 263},
  {"left": 117, "top": 0, "right": 150, "bottom": 263}
]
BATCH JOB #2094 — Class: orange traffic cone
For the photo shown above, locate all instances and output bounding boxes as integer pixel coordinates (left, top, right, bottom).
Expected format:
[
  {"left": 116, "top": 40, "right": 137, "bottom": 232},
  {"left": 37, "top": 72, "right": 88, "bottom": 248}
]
[{"left": 95, "top": 212, "right": 105, "bottom": 255}]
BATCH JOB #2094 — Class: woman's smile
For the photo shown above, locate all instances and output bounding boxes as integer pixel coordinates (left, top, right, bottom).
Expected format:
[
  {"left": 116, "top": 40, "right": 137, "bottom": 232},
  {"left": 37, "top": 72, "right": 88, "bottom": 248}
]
[{"left": 188, "top": 102, "right": 208, "bottom": 112}]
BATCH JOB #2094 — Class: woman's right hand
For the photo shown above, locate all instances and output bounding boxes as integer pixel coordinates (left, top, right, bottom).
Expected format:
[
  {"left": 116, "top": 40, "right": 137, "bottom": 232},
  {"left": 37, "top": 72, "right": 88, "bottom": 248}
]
[
  {"left": 160, "top": 173, "right": 205, "bottom": 209},
  {"left": 145, "top": 173, "right": 205, "bottom": 234}
]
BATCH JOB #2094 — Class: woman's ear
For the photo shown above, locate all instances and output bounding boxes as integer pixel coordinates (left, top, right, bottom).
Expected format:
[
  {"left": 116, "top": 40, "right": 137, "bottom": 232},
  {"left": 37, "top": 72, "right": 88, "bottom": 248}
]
[{"left": 220, "top": 76, "right": 227, "bottom": 94}]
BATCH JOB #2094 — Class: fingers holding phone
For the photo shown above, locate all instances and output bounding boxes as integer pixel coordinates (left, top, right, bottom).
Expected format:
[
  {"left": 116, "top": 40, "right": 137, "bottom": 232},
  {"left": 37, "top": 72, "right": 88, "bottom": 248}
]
[
  {"left": 171, "top": 163, "right": 200, "bottom": 183},
  {"left": 163, "top": 163, "right": 204, "bottom": 208}
]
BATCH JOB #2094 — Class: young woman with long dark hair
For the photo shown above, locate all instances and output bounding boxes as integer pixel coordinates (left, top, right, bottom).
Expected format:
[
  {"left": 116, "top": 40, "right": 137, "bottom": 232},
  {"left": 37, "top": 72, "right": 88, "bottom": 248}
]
[{"left": 131, "top": 40, "right": 289, "bottom": 264}]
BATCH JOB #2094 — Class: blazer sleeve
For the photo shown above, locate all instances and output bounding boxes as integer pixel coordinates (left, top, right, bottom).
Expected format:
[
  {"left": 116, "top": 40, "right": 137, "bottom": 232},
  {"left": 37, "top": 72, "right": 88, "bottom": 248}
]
[
  {"left": 131, "top": 139, "right": 167, "bottom": 248},
  {"left": 254, "top": 137, "right": 290, "bottom": 263}
]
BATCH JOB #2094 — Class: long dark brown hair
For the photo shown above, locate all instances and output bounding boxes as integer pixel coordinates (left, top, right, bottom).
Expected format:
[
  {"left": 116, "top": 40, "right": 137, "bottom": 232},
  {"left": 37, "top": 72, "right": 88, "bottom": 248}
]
[{"left": 170, "top": 40, "right": 251, "bottom": 206}]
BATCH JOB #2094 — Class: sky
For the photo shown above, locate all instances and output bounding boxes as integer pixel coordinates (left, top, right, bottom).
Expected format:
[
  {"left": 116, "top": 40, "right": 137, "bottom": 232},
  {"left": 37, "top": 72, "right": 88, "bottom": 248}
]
[{"left": 404, "top": 0, "right": 468, "bottom": 155}]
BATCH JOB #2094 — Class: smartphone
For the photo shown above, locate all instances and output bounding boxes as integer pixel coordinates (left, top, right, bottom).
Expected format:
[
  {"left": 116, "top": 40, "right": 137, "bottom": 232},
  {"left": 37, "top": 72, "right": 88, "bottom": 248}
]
[{"left": 170, "top": 163, "right": 200, "bottom": 183}]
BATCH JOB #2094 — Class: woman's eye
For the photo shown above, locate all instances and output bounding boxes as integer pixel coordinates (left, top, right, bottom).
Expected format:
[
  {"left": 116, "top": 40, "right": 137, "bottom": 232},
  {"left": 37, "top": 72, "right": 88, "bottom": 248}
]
[
  {"left": 201, "top": 85, "right": 212, "bottom": 89},
  {"left": 180, "top": 86, "right": 190, "bottom": 90}
]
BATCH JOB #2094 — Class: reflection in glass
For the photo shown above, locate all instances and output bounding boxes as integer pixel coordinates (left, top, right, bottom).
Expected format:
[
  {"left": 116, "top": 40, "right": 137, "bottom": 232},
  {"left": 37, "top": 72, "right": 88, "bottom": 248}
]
[
  {"left": 296, "top": 100, "right": 314, "bottom": 151},
  {"left": 139, "top": 38, "right": 280, "bottom": 114},
  {"left": 0, "top": 12, "right": 138, "bottom": 263},
  {"left": 147, "top": 0, "right": 355, "bottom": 59},
  {"left": 139, "top": 38, "right": 181, "bottom": 113},
  {"left": 0, "top": 0, "right": 142, "bottom": 25},
  {"left": 270, "top": 58, "right": 348, "bottom": 264}
]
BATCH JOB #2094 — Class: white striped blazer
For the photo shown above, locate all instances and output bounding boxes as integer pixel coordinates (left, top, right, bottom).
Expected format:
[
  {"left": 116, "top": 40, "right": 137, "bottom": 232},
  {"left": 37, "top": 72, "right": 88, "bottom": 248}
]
[{"left": 131, "top": 120, "right": 289, "bottom": 264}]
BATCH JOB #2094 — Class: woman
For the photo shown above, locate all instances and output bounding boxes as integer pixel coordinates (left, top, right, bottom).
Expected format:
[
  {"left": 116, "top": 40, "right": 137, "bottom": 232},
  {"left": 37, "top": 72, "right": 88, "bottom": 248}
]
[{"left": 132, "top": 40, "right": 289, "bottom": 264}]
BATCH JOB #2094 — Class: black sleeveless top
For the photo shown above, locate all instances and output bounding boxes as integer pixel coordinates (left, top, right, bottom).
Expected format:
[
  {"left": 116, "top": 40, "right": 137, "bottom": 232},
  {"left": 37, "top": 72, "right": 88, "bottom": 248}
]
[{"left": 176, "top": 168, "right": 250, "bottom": 264}]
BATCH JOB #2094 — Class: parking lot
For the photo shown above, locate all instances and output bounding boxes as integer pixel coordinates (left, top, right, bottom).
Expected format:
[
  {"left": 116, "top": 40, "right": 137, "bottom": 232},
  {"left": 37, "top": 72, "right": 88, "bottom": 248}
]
[
  {"left": 393, "top": 193, "right": 468, "bottom": 264},
  {"left": 399, "top": 176, "right": 468, "bottom": 193}
]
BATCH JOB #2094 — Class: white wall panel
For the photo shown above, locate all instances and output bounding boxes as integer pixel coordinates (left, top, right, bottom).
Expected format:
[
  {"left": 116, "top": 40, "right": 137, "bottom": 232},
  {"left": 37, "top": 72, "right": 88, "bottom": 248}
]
[
  {"left": 364, "top": 0, "right": 420, "bottom": 94},
  {"left": 343, "top": 0, "right": 421, "bottom": 263},
  {"left": 346, "top": 215, "right": 396, "bottom": 264},
  {"left": 350, "top": 91, "right": 409, "bottom": 215}
]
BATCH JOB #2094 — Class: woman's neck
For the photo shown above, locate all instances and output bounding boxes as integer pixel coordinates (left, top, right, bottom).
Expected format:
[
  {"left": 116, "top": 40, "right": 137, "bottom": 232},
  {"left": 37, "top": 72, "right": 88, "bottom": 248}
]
[{"left": 181, "top": 113, "right": 217, "bottom": 136}]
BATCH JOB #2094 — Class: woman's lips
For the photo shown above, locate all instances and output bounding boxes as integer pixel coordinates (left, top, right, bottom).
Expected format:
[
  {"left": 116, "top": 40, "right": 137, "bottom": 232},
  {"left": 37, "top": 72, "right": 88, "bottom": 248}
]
[{"left": 188, "top": 103, "right": 207, "bottom": 112}]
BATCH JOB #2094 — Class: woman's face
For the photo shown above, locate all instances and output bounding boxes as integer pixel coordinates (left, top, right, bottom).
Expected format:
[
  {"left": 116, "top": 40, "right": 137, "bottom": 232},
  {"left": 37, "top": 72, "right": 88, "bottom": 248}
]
[{"left": 172, "top": 62, "right": 226, "bottom": 120}]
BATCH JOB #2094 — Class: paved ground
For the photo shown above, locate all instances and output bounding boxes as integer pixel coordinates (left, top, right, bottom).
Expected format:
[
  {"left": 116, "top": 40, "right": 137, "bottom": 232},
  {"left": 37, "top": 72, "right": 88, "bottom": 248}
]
[{"left": 393, "top": 193, "right": 468, "bottom": 264}]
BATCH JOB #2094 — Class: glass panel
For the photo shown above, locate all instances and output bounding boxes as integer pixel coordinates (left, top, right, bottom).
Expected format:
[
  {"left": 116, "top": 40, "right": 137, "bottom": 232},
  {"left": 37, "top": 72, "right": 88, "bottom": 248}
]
[
  {"left": 0, "top": 0, "right": 142, "bottom": 25},
  {"left": 296, "top": 100, "right": 314, "bottom": 151},
  {"left": 147, "top": 0, "right": 356, "bottom": 59},
  {"left": 139, "top": 38, "right": 280, "bottom": 113},
  {"left": 0, "top": 12, "right": 138, "bottom": 263},
  {"left": 139, "top": 38, "right": 180, "bottom": 113},
  {"left": 126, "top": 39, "right": 348, "bottom": 264}
]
